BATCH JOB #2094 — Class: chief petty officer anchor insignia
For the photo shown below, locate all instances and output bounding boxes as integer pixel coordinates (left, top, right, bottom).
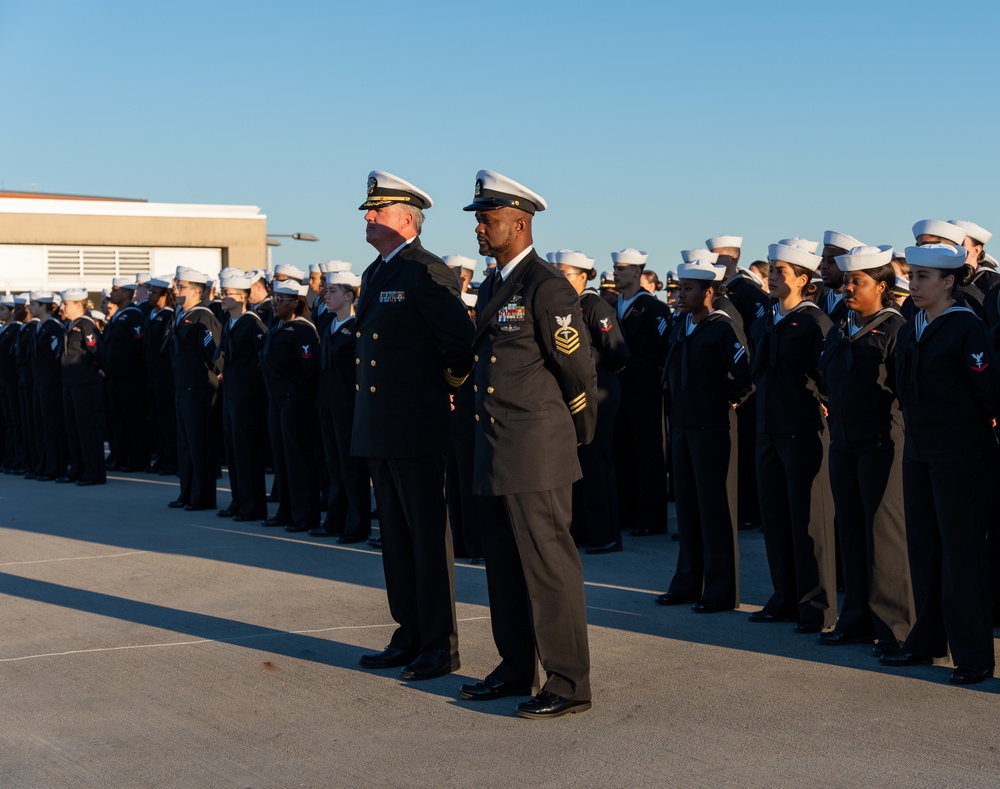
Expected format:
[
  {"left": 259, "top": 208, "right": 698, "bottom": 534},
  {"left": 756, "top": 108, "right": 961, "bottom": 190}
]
[{"left": 554, "top": 314, "right": 580, "bottom": 354}]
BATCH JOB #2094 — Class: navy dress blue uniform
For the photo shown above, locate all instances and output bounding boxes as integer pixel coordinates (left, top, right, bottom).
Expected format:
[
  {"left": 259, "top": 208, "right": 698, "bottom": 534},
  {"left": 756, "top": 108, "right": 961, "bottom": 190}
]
[
  {"left": 472, "top": 249, "right": 598, "bottom": 702},
  {"left": 62, "top": 315, "right": 107, "bottom": 484},
  {"left": 105, "top": 304, "right": 149, "bottom": 470},
  {"left": 0, "top": 319, "right": 23, "bottom": 471},
  {"left": 31, "top": 316, "right": 68, "bottom": 479},
  {"left": 663, "top": 311, "right": 752, "bottom": 609},
  {"left": 16, "top": 319, "right": 39, "bottom": 477},
  {"left": 147, "top": 305, "right": 177, "bottom": 474},
  {"left": 352, "top": 238, "right": 474, "bottom": 662},
  {"left": 170, "top": 305, "right": 221, "bottom": 509},
  {"left": 216, "top": 311, "right": 268, "bottom": 519}
]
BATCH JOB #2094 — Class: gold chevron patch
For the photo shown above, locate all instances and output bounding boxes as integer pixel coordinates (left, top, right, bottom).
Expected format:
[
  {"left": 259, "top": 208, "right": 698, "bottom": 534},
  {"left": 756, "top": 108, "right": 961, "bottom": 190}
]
[
  {"left": 568, "top": 392, "right": 587, "bottom": 414},
  {"left": 554, "top": 326, "right": 580, "bottom": 355}
]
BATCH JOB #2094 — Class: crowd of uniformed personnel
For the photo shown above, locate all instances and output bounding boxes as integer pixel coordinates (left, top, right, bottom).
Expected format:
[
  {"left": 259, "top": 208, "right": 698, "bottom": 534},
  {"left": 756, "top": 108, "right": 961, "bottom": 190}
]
[{"left": 2, "top": 169, "right": 999, "bottom": 715}]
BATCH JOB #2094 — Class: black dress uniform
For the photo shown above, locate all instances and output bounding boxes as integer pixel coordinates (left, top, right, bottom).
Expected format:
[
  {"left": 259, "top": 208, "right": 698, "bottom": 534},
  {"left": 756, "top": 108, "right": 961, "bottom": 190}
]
[
  {"left": 16, "top": 319, "right": 38, "bottom": 477},
  {"left": 261, "top": 316, "right": 321, "bottom": 529},
  {"left": 613, "top": 290, "right": 672, "bottom": 533},
  {"left": 0, "top": 320, "right": 23, "bottom": 472},
  {"left": 750, "top": 301, "right": 837, "bottom": 628},
  {"left": 318, "top": 314, "right": 370, "bottom": 539},
  {"left": 62, "top": 315, "right": 107, "bottom": 484},
  {"left": 819, "top": 308, "right": 915, "bottom": 646},
  {"left": 352, "top": 239, "right": 474, "bottom": 662},
  {"left": 894, "top": 306, "right": 999, "bottom": 672},
  {"left": 472, "top": 249, "right": 598, "bottom": 702},
  {"left": 819, "top": 288, "right": 849, "bottom": 324},
  {"left": 216, "top": 311, "right": 268, "bottom": 520},
  {"left": 663, "top": 311, "right": 752, "bottom": 609},
  {"left": 105, "top": 304, "right": 149, "bottom": 471},
  {"left": 31, "top": 316, "right": 68, "bottom": 479},
  {"left": 572, "top": 288, "right": 630, "bottom": 549},
  {"left": 170, "top": 305, "right": 221, "bottom": 509},
  {"left": 253, "top": 297, "right": 274, "bottom": 329},
  {"left": 147, "top": 305, "right": 177, "bottom": 474}
]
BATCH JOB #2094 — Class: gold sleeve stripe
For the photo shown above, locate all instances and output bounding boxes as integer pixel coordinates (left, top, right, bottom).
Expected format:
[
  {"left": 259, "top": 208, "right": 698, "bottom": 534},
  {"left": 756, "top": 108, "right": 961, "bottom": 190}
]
[
  {"left": 568, "top": 392, "right": 586, "bottom": 407},
  {"left": 444, "top": 371, "right": 469, "bottom": 388},
  {"left": 569, "top": 400, "right": 587, "bottom": 415},
  {"left": 568, "top": 393, "right": 587, "bottom": 414}
]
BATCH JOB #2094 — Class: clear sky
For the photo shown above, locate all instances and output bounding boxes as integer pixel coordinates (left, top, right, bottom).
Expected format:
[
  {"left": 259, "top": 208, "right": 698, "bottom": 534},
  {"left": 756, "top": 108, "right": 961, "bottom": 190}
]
[{"left": 3, "top": 0, "right": 999, "bottom": 280}]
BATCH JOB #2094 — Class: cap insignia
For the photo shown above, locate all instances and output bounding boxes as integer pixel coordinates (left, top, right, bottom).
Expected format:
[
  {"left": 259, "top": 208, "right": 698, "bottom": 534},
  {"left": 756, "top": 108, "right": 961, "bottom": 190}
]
[
  {"left": 475, "top": 178, "right": 483, "bottom": 197},
  {"left": 367, "top": 176, "right": 377, "bottom": 195}
]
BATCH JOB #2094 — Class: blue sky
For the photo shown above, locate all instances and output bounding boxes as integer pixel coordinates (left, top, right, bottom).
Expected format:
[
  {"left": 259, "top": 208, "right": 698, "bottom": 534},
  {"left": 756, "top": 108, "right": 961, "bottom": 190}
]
[{"left": 3, "top": 0, "right": 999, "bottom": 279}]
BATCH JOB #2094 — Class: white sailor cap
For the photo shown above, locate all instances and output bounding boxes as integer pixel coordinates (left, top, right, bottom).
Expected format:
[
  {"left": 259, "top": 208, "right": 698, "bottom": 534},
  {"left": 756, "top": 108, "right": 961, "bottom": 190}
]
[
  {"left": 711, "top": 265, "right": 727, "bottom": 281},
  {"left": 90, "top": 310, "right": 106, "bottom": 321},
  {"left": 484, "top": 256, "right": 497, "bottom": 269},
  {"left": 891, "top": 276, "right": 910, "bottom": 295},
  {"left": 272, "top": 281, "right": 310, "bottom": 297},
  {"left": 135, "top": 273, "right": 151, "bottom": 285},
  {"left": 461, "top": 292, "right": 478, "bottom": 309},
  {"left": 148, "top": 274, "right": 174, "bottom": 289},
  {"left": 823, "top": 231, "right": 864, "bottom": 252},
  {"left": 319, "top": 260, "right": 352, "bottom": 274},
  {"left": 681, "top": 248, "right": 718, "bottom": 264},
  {"left": 544, "top": 252, "right": 558, "bottom": 264},
  {"left": 360, "top": 170, "right": 433, "bottom": 211},
  {"left": 176, "top": 266, "right": 210, "bottom": 284},
  {"left": 463, "top": 169, "right": 547, "bottom": 214},
  {"left": 705, "top": 235, "right": 743, "bottom": 250},
  {"left": 308, "top": 263, "right": 323, "bottom": 274},
  {"left": 553, "top": 250, "right": 596, "bottom": 270},
  {"left": 778, "top": 238, "right": 820, "bottom": 254},
  {"left": 326, "top": 271, "right": 362, "bottom": 288},
  {"left": 835, "top": 245, "right": 895, "bottom": 271},
  {"left": 273, "top": 264, "right": 306, "bottom": 282},
  {"left": 611, "top": 248, "right": 649, "bottom": 266},
  {"left": 912, "top": 219, "right": 966, "bottom": 245},
  {"left": 0, "top": 294, "right": 14, "bottom": 307},
  {"left": 949, "top": 220, "right": 992, "bottom": 245},
  {"left": 892, "top": 249, "right": 907, "bottom": 260},
  {"left": 742, "top": 268, "right": 765, "bottom": 288},
  {"left": 905, "top": 243, "right": 967, "bottom": 269},
  {"left": 247, "top": 270, "right": 265, "bottom": 285},
  {"left": 442, "top": 255, "right": 477, "bottom": 271},
  {"left": 219, "top": 272, "right": 254, "bottom": 291},
  {"left": 677, "top": 260, "right": 719, "bottom": 281},
  {"left": 768, "top": 242, "right": 822, "bottom": 271},
  {"left": 111, "top": 277, "right": 138, "bottom": 290},
  {"left": 61, "top": 287, "right": 89, "bottom": 302},
  {"left": 983, "top": 252, "right": 998, "bottom": 270},
  {"left": 218, "top": 267, "right": 241, "bottom": 278},
  {"left": 205, "top": 279, "right": 217, "bottom": 290},
  {"left": 29, "top": 290, "right": 52, "bottom": 302}
]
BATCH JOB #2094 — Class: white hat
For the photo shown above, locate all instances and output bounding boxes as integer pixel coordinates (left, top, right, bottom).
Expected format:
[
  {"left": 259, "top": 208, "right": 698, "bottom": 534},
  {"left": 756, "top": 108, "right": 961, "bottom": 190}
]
[
  {"left": 611, "top": 248, "right": 648, "bottom": 266},
  {"left": 273, "top": 264, "right": 306, "bottom": 282},
  {"left": 892, "top": 249, "right": 907, "bottom": 260},
  {"left": 463, "top": 169, "right": 547, "bottom": 214},
  {"left": 823, "top": 231, "right": 864, "bottom": 251},
  {"left": 326, "top": 271, "right": 362, "bottom": 288},
  {"left": 176, "top": 266, "right": 210, "bottom": 284},
  {"left": 111, "top": 277, "right": 138, "bottom": 290},
  {"left": 89, "top": 310, "right": 106, "bottom": 321},
  {"left": 553, "top": 250, "right": 595, "bottom": 270},
  {"left": 206, "top": 279, "right": 217, "bottom": 289},
  {"left": 835, "top": 245, "right": 894, "bottom": 272},
  {"left": 218, "top": 267, "right": 241, "bottom": 278},
  {"left": 949, "top": 220, "right": 992, "bottom": 245},
  {"left": 544, "top": 252, "right": 558, "bottom": 264},
  {"left": 461, "top": 292, "right": 478, "bottom": 308},
  {"left": 905, "top": 243, "right": 967, "bottom": 269},
  {"left": 308, "top": 263, "right": 323, "bottom": 274},
  {"left": 148, "top": 274, "right": 173, "bottom": 288},
  {"left": 14, "top": 293, "right": 28, "bottom": 305},
  {"left": 768, "top": 242, "right": 822, "bottom": 271},
  {"left": 29, "top": 290, "right": 52, "bottom": 302},
  {"left": 484, "top": 256, "right": 497, "bottom": 268},
  {"left": 912, "top": 219, "right": 966, "bottom": 245},
  {"left": 711, "top": 265, "right": 727, "bottom": 281},
  {"left": 219, "top": 272, "right": 254, "bottom": 291},
  {"left": 742, "top": 268, "right": 765, "bottom": 288},
  {"left": 360, "top": 170, "right": 433, "bottom": 210},
  {"left": 705, "top": 235, "right": 743, "bottom": 250},
  {"left": 135, "top": 273, "right": 151, "bottom": 285},
  {"left": 272, "top": 281, "right": 310, "bottom": 297},
  {"left": 983, "top": 252, "right": 998, "bottom": 270},
  {"left": 61, "top": 287, "right": 89, "bottom": 302},
  {"left": 681, "top": 248, "right": 719, "bottom": 264},
  {"left": 319, "top": 260, "right": 352, "bottom": 274},
  {"left": 778, "top": 238, "right": 820, "bottom": 255},
  {"left": 891, "top": 276, "right": 910, "bottom": 294},
  {"left": 442, "top": 255, "right": 477, "bottom": 271},
  {"left": 677, "top": 260, "right": 719, "bottom": 281},
  {"left": 0, "top": 294, "right": 14, "bottom": 307}
]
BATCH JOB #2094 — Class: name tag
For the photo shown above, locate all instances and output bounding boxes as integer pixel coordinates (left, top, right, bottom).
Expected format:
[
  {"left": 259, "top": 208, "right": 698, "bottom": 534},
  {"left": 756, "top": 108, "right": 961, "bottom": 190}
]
[{"left": 379, "top": 291, "right": 405, "bottom": 303}]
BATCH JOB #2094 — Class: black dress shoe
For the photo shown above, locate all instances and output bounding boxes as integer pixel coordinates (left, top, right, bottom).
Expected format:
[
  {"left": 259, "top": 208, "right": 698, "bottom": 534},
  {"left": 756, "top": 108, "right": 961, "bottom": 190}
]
[
  {"left": 692, "top": 601, "right": 730, "bottom": 614},
  {"left": 217, "top": 508, "right": 236, "bottom": 518},
  {"left": 309, "top": 526, "right": 337, "bottom": 537},
  {"left": 262, "top": 517, "right": 291, "bottom": 527},
  {"left": 792, "top": 622, "right": 822, "bottom": 634},
  {"left": 337, "top": 534, "right": 368, "bottom": 544},
  {"left": 184, "top": 504, "right": 213, "bottom": 512},
  {"left": 56, "top": 476, "right": 80, "bottom": 484},
  {"left": 167, "top": 500, "right": 188, "bottom": 509},
  {"left": 468, "top": 556, "right": 485, "bottom": 565},
  {"left": 367, "top": 537, "right": 382, "bottom": 549},
  {"left": 358, "top": 645, "right": 418, "bottom": 669},
  {"left": 879, "top": 651, "right": 932, "bottom": 667},
  {"left": 233, "top": 512, "right": 267, "bottom": 522},
  {"left": 630, "top": 528, "right": 666, "bottom": 537},
  {"left": 585, "top": 541, "right": 622, "bottom": 555},
  {"left": 400, "top": 649, "right": 459, "bottom": 681},
  {"left": 284, "top": 523, "right": 310, "bottom": 533},
  {"left": 515, "top": 690, "right": 592, "bottom": 719},
  {"left": 76, "top": 479, "right": 105, "bottom": 487},
  {"left": 459, "top": 675, "right": 535, "bottom": 701},
  {"left": 817, "top": 630, "right": 873, "bottom": 646},
  {"left": 655, "top": 592, "right": 693, "bottom": 606},
  {"left": 35, "top": 475, "right": 54, "bottom": 482},
  {"left": 872, "top": 640, "right": 901, "bottom": 658},
  {"left": 748, "top": 610, "right": 795, "bottom": 623},
  {"left": 23, "top": 472, "right": 36, "bottom": 480},
  {"left": 950, "top": 665, "right": 993, "bottom": 685}
]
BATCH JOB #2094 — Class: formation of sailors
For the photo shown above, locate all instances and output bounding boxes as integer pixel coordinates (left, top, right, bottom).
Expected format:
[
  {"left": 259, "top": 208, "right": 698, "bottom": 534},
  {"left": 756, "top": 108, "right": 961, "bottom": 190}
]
[{"left": 1, "top": 179, "right": 998, "bottom": 699}]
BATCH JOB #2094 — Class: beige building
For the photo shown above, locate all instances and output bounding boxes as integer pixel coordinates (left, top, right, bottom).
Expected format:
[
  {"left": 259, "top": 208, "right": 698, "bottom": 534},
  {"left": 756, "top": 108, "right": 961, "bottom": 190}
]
[{"left": 0, "top": 191, "right": 267, "bottom": 292}]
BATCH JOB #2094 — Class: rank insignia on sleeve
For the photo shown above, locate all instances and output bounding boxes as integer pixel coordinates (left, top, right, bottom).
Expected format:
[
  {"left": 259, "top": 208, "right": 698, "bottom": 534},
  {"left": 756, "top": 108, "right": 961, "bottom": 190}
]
[
  {"left": 568, "top": 391, "right": 587, "bottom": 415},
  {"left": 972, "top": 352, "right": 988, "bottom": 372},
  {"left": 85, "top": 334, "right": 96, "bottom": 347},
  {"left": 599, "top": 317, "right": 612, "bottom": 332},
  {"left": 301, "top": 344, "right": 313, "bottom": 359},
  {"left": 554, "top": 314, "right": 581, "bottom": 355}
]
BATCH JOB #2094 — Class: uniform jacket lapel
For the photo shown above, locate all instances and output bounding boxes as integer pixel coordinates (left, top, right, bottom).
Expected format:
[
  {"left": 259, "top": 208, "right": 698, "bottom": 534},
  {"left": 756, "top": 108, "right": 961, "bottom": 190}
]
[{"left": 474, "top": 253, "right": 533, "bottom": 342}]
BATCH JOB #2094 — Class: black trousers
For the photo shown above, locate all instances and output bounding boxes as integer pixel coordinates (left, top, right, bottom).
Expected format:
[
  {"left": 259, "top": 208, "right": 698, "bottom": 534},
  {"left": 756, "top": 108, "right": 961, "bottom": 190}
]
[
  {"left": 668, "top": 417, "right": 739, "bottom": 608},
  {"left": 223, "top": 396, "right": 267, "bottom": 518},
  {"left": 107, "top": 377, "right": 149, "bottom": 470},
  {"left": 572, "top": 373, "right": 621, "bottom": 547},
  {"left": 367, "top": 455, "right": 456, "bottom": 656},
  {"left": 268, "top": 393, "right": 319, "bottom": 526},
  {"left": 1, "top": 385, "right": 22, "bottom": 470},
  {"left": 477, "top": 486, "right": 591, "bottom": 701},
  {"left": 756, "top": 431, "right": 836, "bottom": 627},
  {"left": 902, "top": 456, "right": 995, "bottom": 670},
  {"left": 33, "top": 381, "right": 67, "bottom": 477},
  {"left": 320, "top": 405, "right": 370, "bottom": 537},
  {"left": 614, "top": 389, "right": 669, "bottom": 532},
  {"left": 64, "top": 383, "right": 107, "bottom": 483},
  {"left": 176, "top": 386, "right": 217, "bottom": 508},
  {"left": 735, "top": 392, "right": 760, "bottom": 525},
  {"left": 828, "top": 436, "right": 914, "bottom": 644},
  {"left": 18, "top": 382, "right": 34, "bottom": 473},
  {"left": 150, "top": 378, "right": 178, "bottom": 472},
  {"left": 446, "top": 410, "right": 481, "bottom": 557}
]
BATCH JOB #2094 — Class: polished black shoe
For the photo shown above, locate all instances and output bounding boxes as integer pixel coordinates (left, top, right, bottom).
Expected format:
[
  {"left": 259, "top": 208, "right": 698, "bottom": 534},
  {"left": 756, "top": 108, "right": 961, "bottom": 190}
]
[
  {"left": 400, "top": 649, "right": 459, "bottom": 681},
  {"left": 183, "top": 504, "right": 213, "bottom": 512},
  {"left": 692, "top": 601, "right": 730, "bottom": 614},
  {"left": 261, "top": 517, "right": 291, "bottom": 527},
  {"left": 23, "top": 472, "right": 36, "bottom": 480},
  {"left": 459, "top": 675, "right": 534, "bottom": 701},
  {"left": 655, "top": 592, "right": 693, "bottom": 606},
  {"left": 284, "top": 522, "right": 311, "bottom": 533},
  {"left": 817, "top": 630, "right": 873, "bottom": 646},
  {"left": 309, "top": 526, "right": 337, "bottom": 537},
  {"left": 467, "top": 556, "right": 485, "bottom": 565},
  {"left": 792, "top": 622, "right": 822, "bottom": 634},
  {"left": 949, "top": 665, "right": 993, "bottom": 685},
  {"left": 232, "top": 512, "right": 267, "bottom": 522},
  {"left": 630, "top": 528, "right": 666, "bottom": 537},
  {"left": 367, "top": 536, "right": 382, "bottom": 549},
  {"left": 35, "top": 475, "right": 55, "bottom": 482},
  {"left": 585, "top": 541, "right": 622, "bottom": 555},
  {"left": 217, "top": 508, "right": 236, "bottom": 518},
  {"left": 872, "top": 640, "right": 902, "bottom": 658},
  {"left": 56, "top": 476, "right": 80, "bottom": 484},
  {"left": 748, "top": 610, "right": 795, "bottom": 623},
  {"left": 337, "top": 534, "right": 368, "bottom": 544},
  {"left": 76, "top": 479, "right": 105, "bottom": 487},
  {"left": 358, "top": 645, "right": 417, "bottom": 670},
  {"left": 879, "top": 651, "right": 932, "bottom": 667},
  {"left": 515, "top": 690, "right": 592, "bottom": 719},
  {"left": 167, "top": 500, "right": 188, "bottom": 509}
]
